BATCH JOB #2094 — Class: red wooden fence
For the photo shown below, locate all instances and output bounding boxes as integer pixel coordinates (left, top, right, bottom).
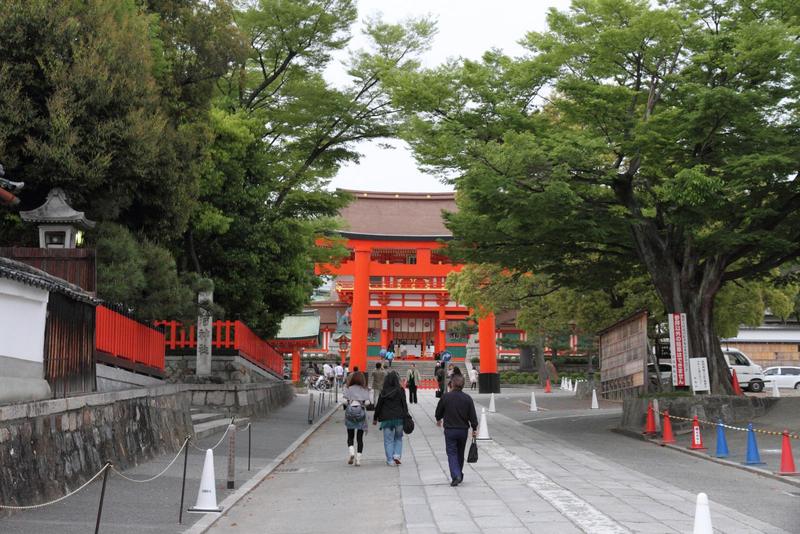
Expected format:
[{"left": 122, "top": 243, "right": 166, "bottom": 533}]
[
  {"left": 96, "top": 306, "right": 165, "bottom": 370},
  {"left": 154, "top": 320, "right": 283, "bottom": 376}
]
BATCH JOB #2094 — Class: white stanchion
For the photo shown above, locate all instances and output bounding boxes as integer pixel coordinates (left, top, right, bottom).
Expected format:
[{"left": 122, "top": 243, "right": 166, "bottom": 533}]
[
  {"left": 692, "top": 492, "right": 713, "bottom": 534},
  {"left": 476, "top": 407, "right": 491, "bottom": 440},
  {"left": 529, "top": 391, "right": 538, "bottom": 412},
  {"left": 771, "top": 380, "right": 780, "bottom": 398},
  {"left": 488, "top": 393, "right": 496, "bottom": 413},
  {"left": 591, "top": 389, "right": 599, "bottom": 410},
  {"left": 188, "top": 449, "right": 223, "bottom": 513}
]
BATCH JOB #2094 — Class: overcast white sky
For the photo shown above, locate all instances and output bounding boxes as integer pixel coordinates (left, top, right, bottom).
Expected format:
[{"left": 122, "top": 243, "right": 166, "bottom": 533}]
[{"left": 327, "top": 0, "right": 572, "bottom": 193}]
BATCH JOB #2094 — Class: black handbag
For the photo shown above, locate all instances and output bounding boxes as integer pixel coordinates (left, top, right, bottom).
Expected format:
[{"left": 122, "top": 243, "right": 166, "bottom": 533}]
[
  {"left": 435, "top": 389, "right": 442, "bottom": 398},
  {"left": 467, "top": 437, "right": 478, "bottom": 463},
  {"left": 403, "top": 414, "right": 415, "bottom": 434}
]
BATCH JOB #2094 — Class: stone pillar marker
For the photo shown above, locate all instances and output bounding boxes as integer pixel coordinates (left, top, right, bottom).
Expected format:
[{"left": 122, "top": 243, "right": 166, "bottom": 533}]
[{"left": 196, "top": 289, "right": 213, "bottom": 376}]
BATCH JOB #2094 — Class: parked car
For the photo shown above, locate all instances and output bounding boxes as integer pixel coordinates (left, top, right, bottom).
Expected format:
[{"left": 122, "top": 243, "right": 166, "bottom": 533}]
[
  {"left": 722, "top": 348, "right": 765, "bottom": 392},
  {"left": 763, "top": 366, "right": 800, "bottom": 390}
]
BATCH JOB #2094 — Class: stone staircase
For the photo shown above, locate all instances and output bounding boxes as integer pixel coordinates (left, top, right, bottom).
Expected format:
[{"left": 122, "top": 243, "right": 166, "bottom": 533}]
[
  {"left": 370, "top": 359, "right": 474, "bottom": 388},
  {"left": 191, "top": 409, "right": 250, "bottom": 439}
]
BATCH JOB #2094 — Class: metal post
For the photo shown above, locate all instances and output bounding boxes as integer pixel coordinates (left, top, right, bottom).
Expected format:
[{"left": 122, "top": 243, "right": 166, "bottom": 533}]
[
  {"left": 178, "top": 437, "right": 190, "bottom": 524},
  {"left": 94, "top": 463, "right": 110, "bottom": 534},
  {"left": 308, "top": 394, "right": 314, "bottom": 424},
  {"left": 247, "top": 424, "right": 251, "bottom": 471},
  {"left": 226, "top": 423, "right": 236, "bottom": 489}
]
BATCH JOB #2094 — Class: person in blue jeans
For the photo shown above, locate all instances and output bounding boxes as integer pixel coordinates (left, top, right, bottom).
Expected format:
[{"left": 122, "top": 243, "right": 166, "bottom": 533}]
[
  {"left": 435, "top": 374, "right": 478, "bottom": 486},
  {"left": 373, "top": 371, "right": 408, "bottom": 466}
]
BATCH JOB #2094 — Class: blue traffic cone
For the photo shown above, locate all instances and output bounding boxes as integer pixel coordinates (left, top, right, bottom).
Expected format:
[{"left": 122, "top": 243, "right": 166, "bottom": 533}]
[
  {"left": 714, "top": 419, "right": 729, "bottom": 458},
  {"left": 743, "top": 423, "right": 766, "bottom": 466}
]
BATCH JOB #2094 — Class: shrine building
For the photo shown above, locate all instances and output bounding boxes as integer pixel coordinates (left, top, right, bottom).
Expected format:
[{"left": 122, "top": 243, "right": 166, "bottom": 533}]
[{"left": 313, "top": 190, "right": 507, "bottom": 393}]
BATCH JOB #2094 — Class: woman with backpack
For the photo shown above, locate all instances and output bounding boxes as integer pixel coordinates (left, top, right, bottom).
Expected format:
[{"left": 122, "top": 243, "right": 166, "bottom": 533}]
[
  {"left": 343, "top": 371, "right": 370, "bottom": 466},
  {"left": 372, "top": 371, "right": 408, "bottom": 466}
]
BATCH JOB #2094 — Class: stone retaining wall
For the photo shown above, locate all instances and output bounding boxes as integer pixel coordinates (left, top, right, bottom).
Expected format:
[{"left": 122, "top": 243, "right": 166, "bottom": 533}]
[
  {"left": 188, "top": 382, "right": 294, "bottom": 417},
  {"left": 0, "top": 381, "right": 294, "bottom": 508},
  {"left": 620, "top": 395, "right": 780, "bottom": 433}
]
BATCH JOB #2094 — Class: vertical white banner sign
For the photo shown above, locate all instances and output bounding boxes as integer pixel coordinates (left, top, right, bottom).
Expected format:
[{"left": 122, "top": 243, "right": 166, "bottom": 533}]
[{"left": 668, "top": 313, "right": 689, "bottom": 387}]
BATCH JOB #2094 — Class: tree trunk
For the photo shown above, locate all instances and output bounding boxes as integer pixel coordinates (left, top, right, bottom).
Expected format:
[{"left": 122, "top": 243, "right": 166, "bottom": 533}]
[
  {"left": 519, "top": 345, "right": 535, "bottom": 372},
  {"left": 676, "top": 292, "right": 733, "bottom": 395},
  {"left": 184, "top": 229, "right": 202, "bottom": 273},
  {"left": 534, "top": 334, "right": 548, "bottom": 385}
]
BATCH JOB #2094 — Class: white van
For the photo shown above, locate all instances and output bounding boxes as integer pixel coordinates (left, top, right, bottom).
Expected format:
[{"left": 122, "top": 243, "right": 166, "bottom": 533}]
[{"left": 722, "top": 348, "right": 765, "bottom": 392}]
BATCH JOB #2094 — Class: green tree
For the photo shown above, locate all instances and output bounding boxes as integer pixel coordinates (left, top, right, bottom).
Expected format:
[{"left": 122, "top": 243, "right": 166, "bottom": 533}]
[
  {"left": 392, "top": 0, "right": 800, "bottom": 393},
  {"left": 0, "top": 0, "right": 194, "bottom": 236},
  {"left": 94, "top": 223, "right": 194, "bottom": 320},
  {"left": 180, "top": 1, "right": 436, "bottom": 335}
]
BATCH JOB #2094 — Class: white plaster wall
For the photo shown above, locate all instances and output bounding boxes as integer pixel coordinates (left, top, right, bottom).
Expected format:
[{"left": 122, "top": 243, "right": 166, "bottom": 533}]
[{"left": 0, "top": 278, "right": 49, "bottom": 363}]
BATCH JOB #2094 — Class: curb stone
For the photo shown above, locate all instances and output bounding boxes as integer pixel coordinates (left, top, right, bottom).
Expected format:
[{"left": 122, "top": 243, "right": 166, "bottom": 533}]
[
  {"left": 183, "top": 401, "right": 340, "bottom": 534},
  {"left": 611, "top": 427, "right": 800, "bottom": 489}
]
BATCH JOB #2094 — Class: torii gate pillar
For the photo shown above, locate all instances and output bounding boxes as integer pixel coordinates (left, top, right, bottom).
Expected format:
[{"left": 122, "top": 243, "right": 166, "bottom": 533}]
[{"left": 478, "top": 313, "right": 500, "bottom": 393}]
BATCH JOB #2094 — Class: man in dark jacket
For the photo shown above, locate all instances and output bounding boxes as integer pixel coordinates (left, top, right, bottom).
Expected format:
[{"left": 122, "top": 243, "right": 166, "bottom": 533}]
[{"left": 435, "top": 374, "right": 478, "bottom": 486}]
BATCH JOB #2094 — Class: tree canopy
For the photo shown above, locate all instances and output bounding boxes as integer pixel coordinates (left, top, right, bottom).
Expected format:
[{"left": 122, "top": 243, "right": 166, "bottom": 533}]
[
  {"left": 0, "top": 0, "right": 435, "bottom": 336},
  {"left": 391, "top": 0, "right": 800, "bottom": 392}
]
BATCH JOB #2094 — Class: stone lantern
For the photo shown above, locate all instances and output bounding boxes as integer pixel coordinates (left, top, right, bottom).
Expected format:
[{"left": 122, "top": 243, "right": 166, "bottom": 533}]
[{"left": 19, "top": 188, "right": 95, "bottom": 248}]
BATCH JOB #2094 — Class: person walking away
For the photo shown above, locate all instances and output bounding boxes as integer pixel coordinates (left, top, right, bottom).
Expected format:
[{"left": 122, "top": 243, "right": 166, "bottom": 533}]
[
  {"left": 435, "top": 363, "right": 446, "bottom": 398},
  {"left": 435, "top": 374, "right": 478, "bottom": 486},
  {"left": 448, "top": 366, "right": 462, "bottom": 391},
  {"left": 334, "top": 362, "right": 345, "bottom": 388},
  {"left": 371, "top": 362, "right": 386, "bottom": 404},
  {"left": 385, "top": 349, "right": 394, "bottom": 367},
  {"left": 406, "top": 363, "right": 421, "bottom": 403},
  {"left": 323, "top": 362, "right": 334, "bottom": 386},
  {"left": 343, "top": 371, "right": 370, "bottom": 466},
  {"left": 373, "top": 371, "right": 408, "bottom": 466},
  {"left": 469, "top": 367, "right": 478, "bottom": 390}
]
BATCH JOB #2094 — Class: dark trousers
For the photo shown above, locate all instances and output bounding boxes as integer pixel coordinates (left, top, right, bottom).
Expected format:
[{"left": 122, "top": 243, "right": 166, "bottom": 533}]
[
  {"left": 347, "top": 429, "right": 364, "bottom": 452},
  {"left": 408, "top": 385, "right": 418, "bottom": 403},
  {"left": 444, "top": 428, "right": 468, "bottom": 481}
]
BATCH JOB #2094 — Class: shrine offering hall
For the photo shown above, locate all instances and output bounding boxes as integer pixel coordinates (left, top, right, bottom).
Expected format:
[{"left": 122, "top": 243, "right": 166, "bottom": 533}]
[{"left": 314, "top": 191, "right": 502, "bottom": 393}]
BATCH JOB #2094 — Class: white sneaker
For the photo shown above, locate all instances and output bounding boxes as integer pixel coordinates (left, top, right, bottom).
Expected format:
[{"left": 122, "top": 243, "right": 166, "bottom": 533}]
[
  {"left": 355, "top": 453, "right": 362, "bottom": 466},
  {"left": 348, "top": 446, "right": 355, "bottom": 465}
]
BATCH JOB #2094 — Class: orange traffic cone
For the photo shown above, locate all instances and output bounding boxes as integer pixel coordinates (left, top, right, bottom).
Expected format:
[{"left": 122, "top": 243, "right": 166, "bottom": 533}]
[
  {"left": 778, "top": 430, "right": 798, "bottom": 475},
  {"left": 661, "top": 410, "right": 676, "bottom": 445},
  {"left": 731, "top": 369, "right": 744, "bottom": 396},
  {"left": 643, "top": 401, "right": 657, "bottom": 435},
  {"left": 544, "top": 378, "right": 552, "bottom": 393},
  {"left": 689, "top": 415, "right": 707, "bottom": 450}
]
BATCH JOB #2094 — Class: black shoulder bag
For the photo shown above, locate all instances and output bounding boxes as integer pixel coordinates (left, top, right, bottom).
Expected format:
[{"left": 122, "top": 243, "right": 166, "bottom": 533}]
[{"left": 467, "top": 436, "right": 478, "bottom": 463}]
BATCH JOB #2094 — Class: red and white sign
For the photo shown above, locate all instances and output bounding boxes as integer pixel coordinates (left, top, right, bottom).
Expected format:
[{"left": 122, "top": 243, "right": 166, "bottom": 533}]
[{"left": 668, "top": 313, "right": 689, "bottom": 387}]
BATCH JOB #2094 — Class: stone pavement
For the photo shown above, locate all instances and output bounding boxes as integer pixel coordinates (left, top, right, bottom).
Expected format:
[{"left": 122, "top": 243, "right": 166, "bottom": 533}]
[
  {"left": 207, "top": 390, "right": 791, "bottom": 534},
  {"left": 1, "top": 394, "right": 318, "bottom": 534}
]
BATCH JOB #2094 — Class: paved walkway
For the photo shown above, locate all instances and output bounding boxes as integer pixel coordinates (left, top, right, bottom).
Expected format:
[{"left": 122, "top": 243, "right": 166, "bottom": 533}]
[
  {"left": 209, "top": 390, "right": 791, "bottom": 534},
  {"left": 1, "top": 394, "right": 316, "bottom": 534}
]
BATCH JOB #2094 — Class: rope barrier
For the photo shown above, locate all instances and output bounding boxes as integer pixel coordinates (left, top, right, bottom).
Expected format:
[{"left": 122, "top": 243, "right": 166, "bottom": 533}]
[
  {"left": 0, "top": 463, "right": 110, "bottom": 510},
  {"left": 660, "top": 411, "right": 799, "bottom": 440},
  {"left": 190, "top": 419, "right": 235, "bottom": 452},
  {"left": 110, "top": 437, "right": 190, "bottom": 483},
  {"left": 237, "top": 422, "right": 251, "bottom": 432}
]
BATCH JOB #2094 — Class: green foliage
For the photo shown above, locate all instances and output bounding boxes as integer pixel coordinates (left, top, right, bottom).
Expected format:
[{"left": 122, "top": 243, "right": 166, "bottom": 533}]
[
  {"left": 0, "top": 0, "right": 437, "bottom": 335},
  {"left": 393, "top": 0, "right": 800, "bottom": 393},
  {"left": 0, "top": 0, "right": 195, "bottom": 235},
  {"left": 94, "top": 223, "right": 194, "bottom": 321}
]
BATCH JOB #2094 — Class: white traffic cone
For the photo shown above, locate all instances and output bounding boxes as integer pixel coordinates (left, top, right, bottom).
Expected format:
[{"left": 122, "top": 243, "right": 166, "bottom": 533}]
[
  {"left": 188, "top": 449, "right": 223, "bottom": 513},
  {"left": 591, "top": 389, "right": 599, "bottom": 410},
  {"left": 771, "top": 380, "right": 780, "bottom": 398},
  {"left": 692, "top": 492, "right": 713, "bottom": 534},
  {"left": 476, "top": 407, "right": 491, "bottom": 440},
  {"left": 529, "top": 391, "right": 538, "bottom": 412},
  {"left": 488, "top": 393, "right": 496, "bottom": 413}
]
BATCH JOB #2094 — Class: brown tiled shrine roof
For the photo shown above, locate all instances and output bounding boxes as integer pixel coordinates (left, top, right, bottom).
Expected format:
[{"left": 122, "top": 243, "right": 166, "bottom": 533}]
[{"left": 338, "top": 190, "right": 456, "bottom": 238}]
